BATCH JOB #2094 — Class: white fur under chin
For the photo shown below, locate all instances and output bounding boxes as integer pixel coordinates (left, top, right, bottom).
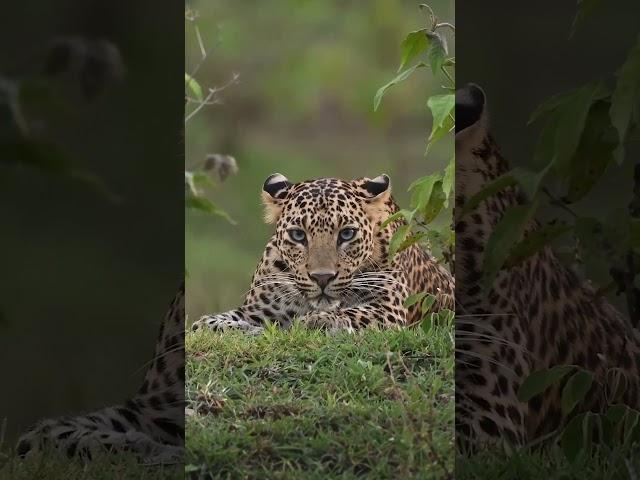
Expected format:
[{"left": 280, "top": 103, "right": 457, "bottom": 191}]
[{"left": 309, "top": 296, "right": 341, "bottom": 311}]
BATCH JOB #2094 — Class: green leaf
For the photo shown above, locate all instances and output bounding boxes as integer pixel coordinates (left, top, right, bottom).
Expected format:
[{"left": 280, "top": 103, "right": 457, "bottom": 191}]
[
  {"left": 404, "top": 292, "right": 427, "bottom": 308},
  {"left": 421, "top": 181, "right": 446, "bottom": 224},
  {"left": 427, "top": 94, "right": 455, "bottom": 131},
  {"left": 482, "top": 200, "right": 539, "bottom": 292},
  {"left": 442, "top": 158, "right": 455, "bottom": 205},
  {"left": 505, "top": 223, "right": 572, "bottom": 268},
  {"left": 185, "top": 73, "right": 203, "bottom": 101},
  {"left": 561, "top": 370, "right": 593, "bottom": 416},
  {"left": 426, "top": 94, "right": 455, "bottom": 155},
  {"left": 388, "top": 224, "right": 411, "bottom": 259},
  {"left": 517, "top": 365, "right": 575, "bottom": 402},
  {"left": 426, "top": 113, "right": 454, "bottom": 154},
  {"left": 185, "top": 194, "right": 236, "bottom": 224},
  {"left": 381, "top": 209, "right": 413, "bottom": 228},
  {"left": 398, "top": 29, "right": 429, "bottom": 72},
  {"left": 610, "top": 34, "right": 640, "bottom": 164},
  {"left": 396, "top": 231, "right": 428, "bottom": 255},
  {"left": 421, "top": 313, "right": 435, "bottom": 334},
  {"left": 426, "top": 32, "right": 447, "bottom": 75},
  {"left": 374, "top": 63, "right": 426, "bottom": 111},
  {"left": 420, "top": 294, "right": 437, "bottom": 314},
  {"left": 409, "top": 174, "right": 441, "bottom": 212}
]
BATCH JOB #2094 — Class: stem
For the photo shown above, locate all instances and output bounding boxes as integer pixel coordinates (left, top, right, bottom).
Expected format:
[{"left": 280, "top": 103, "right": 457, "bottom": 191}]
[
  {"left": 440, "top": 65, "right": 454, "bottom": 87},
  {"left": 435, "top": 22, "right": 456, "bottom": 33},
  {"left": 542, "top": 188, "right": 579, "bottom": 219}
]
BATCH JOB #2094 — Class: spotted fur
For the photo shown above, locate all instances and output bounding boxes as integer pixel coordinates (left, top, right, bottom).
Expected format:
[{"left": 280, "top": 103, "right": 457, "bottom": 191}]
[
  {"left": 16, "top": 283, "right": 185, "bottom": 462},
  {"left": 455, "top": 84, "right": 640, "bottom": 451},
  {"left": 193, "top": 174, "right": 454, "bottom": 333}
]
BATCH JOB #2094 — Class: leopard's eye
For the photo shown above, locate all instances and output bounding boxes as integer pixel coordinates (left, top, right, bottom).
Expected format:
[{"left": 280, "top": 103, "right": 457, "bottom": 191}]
[
  {"left": 288, "top": 228, "right": 306, "bottom": 243},
  {"left": 338, "top": 227, "right": 356, "bottom": 243}
]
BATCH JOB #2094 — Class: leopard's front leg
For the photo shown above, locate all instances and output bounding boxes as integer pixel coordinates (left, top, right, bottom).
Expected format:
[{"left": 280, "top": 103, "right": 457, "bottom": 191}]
[
  {"left": 191, "top": 308, "right": 264, "bottom": 334},
  {"left": 302, "top": 302, "right": 407, "bottom": 332}
]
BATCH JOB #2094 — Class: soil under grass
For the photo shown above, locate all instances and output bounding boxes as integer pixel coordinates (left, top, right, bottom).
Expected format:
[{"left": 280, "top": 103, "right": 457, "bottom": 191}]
[{"left": 185, "top": 322, "right": 455, "bottom": 479}]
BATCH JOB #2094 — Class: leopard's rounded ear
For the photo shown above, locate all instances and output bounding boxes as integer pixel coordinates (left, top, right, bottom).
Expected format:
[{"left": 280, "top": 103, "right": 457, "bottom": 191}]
[
  {"left": 261, "top": 173, "right": 291, "bottom": 223},
  {"left": 456, "top": 83, "right": 487, "bottom": 136},
  {"left": 262, "top": 173, "right": 291, "bottom": 199},
  {"left": 363, "top": 174, "right": 391, "bottom": 198}
]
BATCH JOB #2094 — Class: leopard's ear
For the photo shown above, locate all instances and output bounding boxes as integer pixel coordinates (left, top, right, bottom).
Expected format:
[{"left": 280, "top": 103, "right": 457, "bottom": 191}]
[
  {"left": 362, "top": 174, "right": 391, "bottom": 201},
  {"left": 455, "top": 83, "right": 488, "bottom": 144},
  {"left": 261, "top": 173, "right": 291, "bottom": 223}
]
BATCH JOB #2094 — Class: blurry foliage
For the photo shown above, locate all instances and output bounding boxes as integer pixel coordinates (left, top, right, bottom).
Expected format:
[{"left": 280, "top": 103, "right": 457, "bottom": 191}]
[
  {"left": 375, "top": 4, "right": 455, "bottom": 331},
  {"left": 460, "top": 2, "right": 640, "bottom": 466},
  {"left": 469, "top": 10, "right": 640, "bottom": 329},
  {"left": 184, "top": 8, "right": 238, "bottom": 224},
  {"left": 0, "top": 37, "right": 123, "bottom": 202}
]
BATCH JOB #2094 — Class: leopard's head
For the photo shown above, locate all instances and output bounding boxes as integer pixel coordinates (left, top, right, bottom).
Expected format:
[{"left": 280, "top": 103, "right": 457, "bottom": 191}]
[{"left": 262, "top": 173, "right": 393, "bottom": 311}]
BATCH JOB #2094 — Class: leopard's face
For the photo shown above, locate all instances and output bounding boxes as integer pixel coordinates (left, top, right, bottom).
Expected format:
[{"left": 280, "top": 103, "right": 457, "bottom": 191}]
[{"left": 262, "top": 174, "right": 392, "bottom": 311}]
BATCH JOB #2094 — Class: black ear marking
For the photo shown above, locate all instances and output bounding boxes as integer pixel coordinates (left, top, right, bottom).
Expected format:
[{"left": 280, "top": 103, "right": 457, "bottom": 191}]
[
  {"left": 456, "top": 83, "right": 486, "bottom": 133},
  {"left": 363, "top": 174, "right": 390, "bottom": 197},
  {"left": 263, "top": 173, "right": 291, "bottom": 199}
]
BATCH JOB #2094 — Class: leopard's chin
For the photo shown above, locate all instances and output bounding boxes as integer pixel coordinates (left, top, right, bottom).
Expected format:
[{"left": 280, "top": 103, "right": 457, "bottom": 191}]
[{"left": 309, "top": 294, "right": 341, "bottom": 312}]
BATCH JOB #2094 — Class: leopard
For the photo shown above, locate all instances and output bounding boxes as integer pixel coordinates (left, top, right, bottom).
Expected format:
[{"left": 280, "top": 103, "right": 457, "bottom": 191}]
[
  {"left": 192, "top": 173, "right": 454, "bottom": 334},
  {"left": 15, "top": 282, "right": 185, "bottom": 463},
  {"left": 454, "top": 83, "right": 640, "bottom": 453}
]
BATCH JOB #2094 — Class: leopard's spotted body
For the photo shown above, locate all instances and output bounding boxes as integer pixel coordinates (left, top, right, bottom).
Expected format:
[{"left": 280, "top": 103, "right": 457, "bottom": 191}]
[
  {"left": 16, "top": 282, "right": 185, "bottom": 462},
  {"left": 455, "top": 84, "right": 640, "bottom": 451},
  {"left": 193, "top": 173, "right": 454, "bottom": 333}
]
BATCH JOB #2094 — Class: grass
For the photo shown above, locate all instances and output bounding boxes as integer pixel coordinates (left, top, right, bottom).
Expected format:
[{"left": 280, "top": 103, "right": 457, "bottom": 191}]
[
  {"left": 0, "top": 450, "right": 182, "bottom": 480},
  {"left": 457, "top": 444, "right": 640, "bottom": 480},
  {"left": 185, "top": 321, "right": 454, "bottom": 479}
]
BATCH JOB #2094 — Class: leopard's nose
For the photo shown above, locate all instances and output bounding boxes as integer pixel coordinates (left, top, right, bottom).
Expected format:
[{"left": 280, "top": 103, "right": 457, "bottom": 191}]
[{"left": 309, "top": 270, "right": 337, "bottom": 289}]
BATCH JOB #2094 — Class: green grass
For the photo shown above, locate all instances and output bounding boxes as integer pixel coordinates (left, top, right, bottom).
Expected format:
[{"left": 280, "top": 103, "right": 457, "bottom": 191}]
[
  {"left": 457, "top": 444, "right": 640, "bottom": 480},
  {"left": 0, "top": 450, "right": 182, "bottom": 480},
  {"left": 185, "top": 322, "right": 454, "bottom": 479}
]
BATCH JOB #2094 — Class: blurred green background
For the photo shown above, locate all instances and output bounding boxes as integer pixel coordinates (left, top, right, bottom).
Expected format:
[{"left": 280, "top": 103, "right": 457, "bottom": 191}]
[{"left": 185, "top": 0, "right": 455, "bottom": 321}]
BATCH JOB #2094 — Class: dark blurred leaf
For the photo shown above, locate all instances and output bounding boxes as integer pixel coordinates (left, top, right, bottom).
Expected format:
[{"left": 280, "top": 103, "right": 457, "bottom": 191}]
[
  {"left": 610, "top": 34, "right": 640, "bottom": 164},
  {"left": 505, "top": 223, "right": 572, "bottom": 267},
  {"left": 482, "top": 200, "right": 539, "bottom": 292},
  {"left": 398, "top": 29, "right": 429, "bottom": 72},
  {"left": 570, "top": 0, "right": 602, "bottom": 38},
  {"left": 374, "top": 63, "right": 426, "bottom": 111},
  {"left": 426, "top": 31, "right": 447, "bottom": 75},
  {"left": 462, "top": 174, "right": 517, "bottom": 216},
  {"left": 565, "top": 100, "right": 618, "bottom": 202},
  {"left": 533, "top": 82, "right": 607, "bottom": 178},
  {"left": 561, "top": 370, "right": 593, "bottom": 416},
  {"left": 0, "top": 139, "right": 72, "bottom": 172},
  {"left": 560, "top": 412, "right": 590, "bottom": 462},
  {"left": 518, "top": 364, "right": 575, "bottom": 402},
  {"left": 0, "top": 307, "right": 7, "bottom": 328}
]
